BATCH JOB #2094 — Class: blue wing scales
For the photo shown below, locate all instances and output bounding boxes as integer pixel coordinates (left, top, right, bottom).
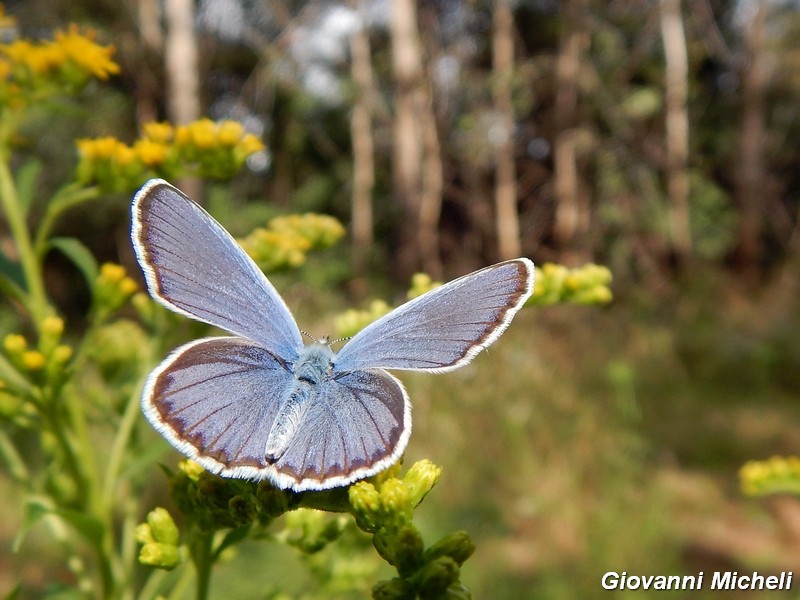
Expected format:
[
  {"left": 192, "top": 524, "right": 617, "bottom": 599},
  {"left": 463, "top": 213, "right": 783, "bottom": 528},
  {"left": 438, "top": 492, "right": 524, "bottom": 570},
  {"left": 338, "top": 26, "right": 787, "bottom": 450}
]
[
  {"left": 335, "top": 258, "right": 534, "bottom": 372},
  {"left": 132, "top": 179, "right": 303, "bottom": 361},
  {"left": 270, "top": 369, "right": 411, "bottom": 490},
  {"left": 142, "top": 336, "right": 295, "bottom": 478}
]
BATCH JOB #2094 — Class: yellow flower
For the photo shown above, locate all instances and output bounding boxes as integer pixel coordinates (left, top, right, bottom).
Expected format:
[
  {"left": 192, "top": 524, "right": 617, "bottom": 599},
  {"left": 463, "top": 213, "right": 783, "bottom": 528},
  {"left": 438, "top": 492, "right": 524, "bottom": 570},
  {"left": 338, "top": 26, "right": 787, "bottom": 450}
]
[
  {"left": 134, "top": 138, "right": 168, "bottom": 166},
  {"left": 22, "top": 350, "right": 45, "bottom": 371},
  {"left": 3, "top": 334, "right": 26, "bottom": 354},
  {"left": 0, "top": 57, "right": 11, "bottom": 80},
  {"left": 216, "top": 120, "right": 244, "bottom": 146},
  {"left": 54, "top": 25, "right": 119, "bottom": 80},
  {"left": 143, "top": 122, "right": 174, "bottom": 144},
  {"left": 77, "top": 136, "right": 125, "bottom": 160},
  {"left": 120, "top": 277, "right": 138, "bottom": 296},
  {"left": 237, "top": 134, "right": 265, "bottom": 155},
  {"left": 99, "top": 262, "right": 126, "bottom": 283},
  {"left": 187, "top": 118, "right": 217, "bottom": 149},
  {"left": 174, "top": 124, "right": 191, "bottom": 146},
  {"left": 41, "top": 316, "right": 65, "bottom": 337},
  {"left": 53, "top": 345, "right": 73, "bottom": 364},
  {"left": 112, "top": 143, "right": 137, "bottom": 167}
]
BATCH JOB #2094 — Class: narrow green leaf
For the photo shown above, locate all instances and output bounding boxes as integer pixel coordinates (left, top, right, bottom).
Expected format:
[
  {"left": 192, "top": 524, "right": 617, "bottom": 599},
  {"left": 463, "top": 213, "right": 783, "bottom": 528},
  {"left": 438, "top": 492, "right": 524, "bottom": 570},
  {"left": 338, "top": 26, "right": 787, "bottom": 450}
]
[
  {"left": 53, "top": 508, "right": 105, "bottom": 547},
  {"left": 15, "top": 159, "right": 42, "bottom": 213},
  {"left": 12, "top": 497, "right": 50, "bottom": 552},
  {"left": 0, "top": 249, "right": 26, "bottom": 294},
  {"left": 213, "top": 525, "right": 251, "bottom": 560},
  {"left": 47, "top": 237, "right": 98, "bottom": 288}
]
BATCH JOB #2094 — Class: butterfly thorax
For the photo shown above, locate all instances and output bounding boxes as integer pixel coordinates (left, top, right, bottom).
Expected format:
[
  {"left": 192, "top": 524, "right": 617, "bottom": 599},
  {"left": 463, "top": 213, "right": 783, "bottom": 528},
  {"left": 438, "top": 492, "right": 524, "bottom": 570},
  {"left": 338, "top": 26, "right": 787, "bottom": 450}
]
[
  {"left": 292, "top": 343, "right": 335, "bottom": 385},
  {"left": 265, "top": 343, "right": 334, "bottom": 464}
]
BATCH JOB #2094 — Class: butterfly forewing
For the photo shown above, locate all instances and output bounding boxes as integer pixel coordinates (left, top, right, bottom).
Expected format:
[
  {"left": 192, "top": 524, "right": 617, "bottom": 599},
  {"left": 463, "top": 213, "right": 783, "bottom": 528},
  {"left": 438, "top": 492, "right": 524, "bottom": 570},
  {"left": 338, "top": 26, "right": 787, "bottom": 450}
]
[
  {"left": 143, "top": 337, "right": 295, "bottom": 478},
  {"left": 132, "top": 179, "right": 303, "bottom": 361},
  {"left": 335, "top": 258, "right": 534, "bottom": 373}
]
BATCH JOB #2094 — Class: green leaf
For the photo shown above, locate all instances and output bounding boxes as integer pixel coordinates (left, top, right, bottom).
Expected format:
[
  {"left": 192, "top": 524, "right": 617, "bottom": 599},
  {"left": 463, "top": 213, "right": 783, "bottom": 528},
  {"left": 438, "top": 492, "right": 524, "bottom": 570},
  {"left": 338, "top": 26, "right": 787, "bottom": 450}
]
[
  {"left": 12, "top": 497, "right": 51, "bottom": 552},
  {"left": 213, "top": 525, "right": 251, "bottom": 560},
  {"left": 0, "top": 249, "right": 26, "bottom": 295},
  {"left": 15, "top": 159, "right": 42, "bottom": 213},
  {"left": 13, "top": 498, "right": 105, "bottom": 552},
  {"left": 47, "top": 237, "right": 98, "bottom": 288},
  {"left": 53, "top": 508, "right": 105, "bottom": 547}
]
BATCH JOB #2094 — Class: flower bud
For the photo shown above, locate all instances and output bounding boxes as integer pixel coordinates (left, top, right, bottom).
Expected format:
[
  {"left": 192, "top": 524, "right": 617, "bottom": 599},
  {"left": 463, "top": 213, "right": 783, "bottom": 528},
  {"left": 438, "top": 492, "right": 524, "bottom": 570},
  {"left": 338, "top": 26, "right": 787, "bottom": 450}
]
[
  {"left": 139, "top": 542, "right": 181, "bottom": 570},
  {"left": 348, "top": 481, "right": 381, "bottom": 532},
  {"left": 146, "top": 507, "right": 180, "bottom": 545},
  {"left": 22, "top": 350, "right": 45, "bottom": 371},
  {"left": 379, "top": 479, "right": 411, "bottom": 522},
  {"left": 372, "top": 577, "right": 414, "bottom": 600},
  {"left": 416, "top": 556, "right": 459, "bottom": 597},
  {"left": 392, "top": 525, "right": 424, "bottom": 577},
  {"left": 403, "top": 460, "right": 441, "bottom": 507},
  {"left": 424, "top": 531, "right": 475, "bottom": 566}
]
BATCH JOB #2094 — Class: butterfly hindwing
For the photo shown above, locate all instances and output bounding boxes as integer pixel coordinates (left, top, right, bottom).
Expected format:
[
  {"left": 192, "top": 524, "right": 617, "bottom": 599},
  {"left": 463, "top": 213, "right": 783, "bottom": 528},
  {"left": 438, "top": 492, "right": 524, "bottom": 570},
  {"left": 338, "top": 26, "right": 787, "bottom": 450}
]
[
  {"left": 335, "top": 258, "right": 534, "bottom": 373},
  {"left": 142, "top": 336, "right": 295, "bottom": 479},
  {"left": 132, "top": 179, "right": 303, "bottom": 361},
  {"left": 270, "top": 369, "right": 411, "bottom": 490}
]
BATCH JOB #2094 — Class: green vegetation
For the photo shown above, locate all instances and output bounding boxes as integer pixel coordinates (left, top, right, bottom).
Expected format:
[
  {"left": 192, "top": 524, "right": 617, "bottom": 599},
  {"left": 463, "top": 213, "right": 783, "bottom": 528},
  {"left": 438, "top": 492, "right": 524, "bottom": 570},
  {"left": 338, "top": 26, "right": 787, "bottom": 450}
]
[{"left": 1, "top": 2, "right": 800, "bottom": 599}]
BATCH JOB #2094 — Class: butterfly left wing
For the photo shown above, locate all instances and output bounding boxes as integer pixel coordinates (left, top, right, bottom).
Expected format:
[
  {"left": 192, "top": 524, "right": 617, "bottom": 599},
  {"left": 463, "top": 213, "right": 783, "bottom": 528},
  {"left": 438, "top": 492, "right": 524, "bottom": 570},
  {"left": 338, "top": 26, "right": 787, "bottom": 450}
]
[
  {"left": 269, "top": 369, "right": 411, "bottom": 491},
  {"left": 142, "top": 336, "right": 295, "bottom": 480},
  {"left": 132, "top": 179, "right": 304, "bottom": 361},
  {"left": 334, "top": 258, "right": 534, "bottom": 373}
]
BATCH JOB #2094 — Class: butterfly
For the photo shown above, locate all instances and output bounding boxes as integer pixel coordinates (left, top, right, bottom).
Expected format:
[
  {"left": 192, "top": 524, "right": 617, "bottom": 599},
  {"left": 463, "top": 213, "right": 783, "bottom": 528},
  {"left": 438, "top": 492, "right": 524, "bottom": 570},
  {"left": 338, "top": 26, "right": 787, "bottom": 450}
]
[{"left": 131, "top": 179, "right": 534, "bottom": 491}]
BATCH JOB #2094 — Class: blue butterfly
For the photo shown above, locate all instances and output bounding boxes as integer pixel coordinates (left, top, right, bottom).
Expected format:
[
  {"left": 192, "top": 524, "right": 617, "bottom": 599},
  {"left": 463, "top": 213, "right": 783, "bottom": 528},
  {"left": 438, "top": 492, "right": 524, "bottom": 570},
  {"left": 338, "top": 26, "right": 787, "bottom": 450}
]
[{"left": 132, "top": 179, "right": 534, "bottom": 491}]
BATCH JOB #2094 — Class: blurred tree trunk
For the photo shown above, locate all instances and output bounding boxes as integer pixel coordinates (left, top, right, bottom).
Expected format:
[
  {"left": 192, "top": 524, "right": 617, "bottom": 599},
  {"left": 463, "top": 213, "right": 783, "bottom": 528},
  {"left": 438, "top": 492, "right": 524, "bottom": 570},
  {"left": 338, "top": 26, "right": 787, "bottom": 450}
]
[
  {"left": 492, "top": 0, "right": 521, "bottom": 260},
  {"left": 164, "top": 0, "right": 200, "bottom": 125},
  {"left": 659, "top": 0, "right": 692, "bottom": 261},
  {"left": 735, "top": 1, "right": 766, "bottom": 277},
  {"left": 134, "top": 0, "right": 162, "bottom": 126},
  {"left": 391, "top": 0, "right": 441, "bottom": 277},
  {"left": 349, "top": 20, "right": 375, "bottom": 296},
  {"left": 553, "top": 0, "right": 588, "bottom": 258},
  {"left": 165, "top": 0, "right": 200, "bottom": 196},
  {"left": 418, "top": 93, "right": 443, "bottom": 277}
]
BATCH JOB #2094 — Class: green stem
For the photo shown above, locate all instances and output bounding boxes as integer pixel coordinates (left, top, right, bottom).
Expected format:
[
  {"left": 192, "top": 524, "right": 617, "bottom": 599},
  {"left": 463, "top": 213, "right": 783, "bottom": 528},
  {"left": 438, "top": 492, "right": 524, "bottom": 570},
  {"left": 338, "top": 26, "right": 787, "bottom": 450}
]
[
  {"left": 0, "top": 429, "right": 29, "bottom": 483},
  {"left": 0, "top": 158, "right": 49, "bottom": 325},
  {"left": 101, "top": 370, "right": 146, "bottom": 506},
  {"left": 190, "top": 530, "right": 214, "bottom": 600}
]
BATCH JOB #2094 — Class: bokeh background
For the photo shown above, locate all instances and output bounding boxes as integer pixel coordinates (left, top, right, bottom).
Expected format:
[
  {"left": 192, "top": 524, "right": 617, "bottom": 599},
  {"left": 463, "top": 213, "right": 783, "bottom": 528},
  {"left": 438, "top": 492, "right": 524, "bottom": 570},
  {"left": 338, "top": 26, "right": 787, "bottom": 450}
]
[{"left": 2, "top": 0, "right": 800, "bottom": 598}]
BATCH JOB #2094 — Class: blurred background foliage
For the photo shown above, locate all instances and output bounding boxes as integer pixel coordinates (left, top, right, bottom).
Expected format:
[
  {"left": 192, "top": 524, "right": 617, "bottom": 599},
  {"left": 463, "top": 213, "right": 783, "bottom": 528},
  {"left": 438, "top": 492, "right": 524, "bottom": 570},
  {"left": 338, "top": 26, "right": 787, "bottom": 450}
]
[{"left": 1, "top": 0, "right": 800, "bottom": 598}]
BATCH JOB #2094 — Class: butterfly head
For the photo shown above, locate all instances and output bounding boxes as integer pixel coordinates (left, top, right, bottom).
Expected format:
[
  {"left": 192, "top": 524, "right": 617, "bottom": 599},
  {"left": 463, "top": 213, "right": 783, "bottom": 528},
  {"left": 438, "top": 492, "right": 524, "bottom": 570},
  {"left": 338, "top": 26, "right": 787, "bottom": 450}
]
[{"left": 293, "top": 341, "right": 336, "bottom": 384}]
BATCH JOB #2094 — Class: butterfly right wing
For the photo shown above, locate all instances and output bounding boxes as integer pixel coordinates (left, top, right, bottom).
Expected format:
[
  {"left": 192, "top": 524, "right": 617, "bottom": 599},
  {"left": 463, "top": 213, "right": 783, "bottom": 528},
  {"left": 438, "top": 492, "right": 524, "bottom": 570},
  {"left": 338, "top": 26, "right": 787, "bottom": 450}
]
[
  {"left": 132, "top": 179, "right": 303, "bottom": 361},
  {"left": 268, "top": 368, "right": 411, "bottom": 491},
  {"left": 142, "top": 336, "right": 294, "bottom": 480},
  {"left": 335, "top": 258, "right": 534, "bottom": 373}
]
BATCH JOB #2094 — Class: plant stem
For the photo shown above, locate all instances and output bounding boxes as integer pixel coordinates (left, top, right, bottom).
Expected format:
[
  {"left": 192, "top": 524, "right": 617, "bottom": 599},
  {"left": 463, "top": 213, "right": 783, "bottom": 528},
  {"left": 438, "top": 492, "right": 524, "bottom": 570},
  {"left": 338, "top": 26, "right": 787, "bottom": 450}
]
[
  {"left": 0, "top": 158, "right": 49, "bottom": 325},
  {"left": 190, "top": 530, "right": 214, "bottom": 600}
]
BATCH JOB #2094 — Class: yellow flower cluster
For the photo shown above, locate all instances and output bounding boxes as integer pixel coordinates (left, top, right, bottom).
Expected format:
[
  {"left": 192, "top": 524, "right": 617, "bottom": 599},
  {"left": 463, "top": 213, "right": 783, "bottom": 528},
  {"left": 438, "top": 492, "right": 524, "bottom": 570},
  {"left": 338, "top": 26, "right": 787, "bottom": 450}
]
[
  {"left": 2, "top": 316, "right": 72, "bottom": 383},
  {"left": 239, "top": 212, "right": 345, "bottom": 273},
  {"left": 528, "top": 262, "right": 613, "bottom": 306},
  {"left": 334, "top": 299, "right": 392, "bottom": 339},
  {"left": 76, "top": 119, "right": 265, "bottom": 192},
  {"left": 406, "top": 273, "right": 440, "bottom": 300},
  {"left": 92, "top": 263, "right": 138, "bottom": 320},
  {"left": 740, "top": 456, "right": 800, "bottom": 497},
  {"left": 0, "top": 24, "right": 118, "bottom": 109}
]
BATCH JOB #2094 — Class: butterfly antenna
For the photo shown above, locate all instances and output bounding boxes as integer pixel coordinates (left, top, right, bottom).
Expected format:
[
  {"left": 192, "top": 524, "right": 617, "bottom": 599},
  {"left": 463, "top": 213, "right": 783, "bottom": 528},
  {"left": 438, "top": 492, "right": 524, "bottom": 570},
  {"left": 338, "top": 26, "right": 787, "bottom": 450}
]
[
  {"left": 328, "top": 336, "right": 351, "bottom": 346},
  {"left": 300, "top": 330, "right": 319, "bottom": 343}
]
